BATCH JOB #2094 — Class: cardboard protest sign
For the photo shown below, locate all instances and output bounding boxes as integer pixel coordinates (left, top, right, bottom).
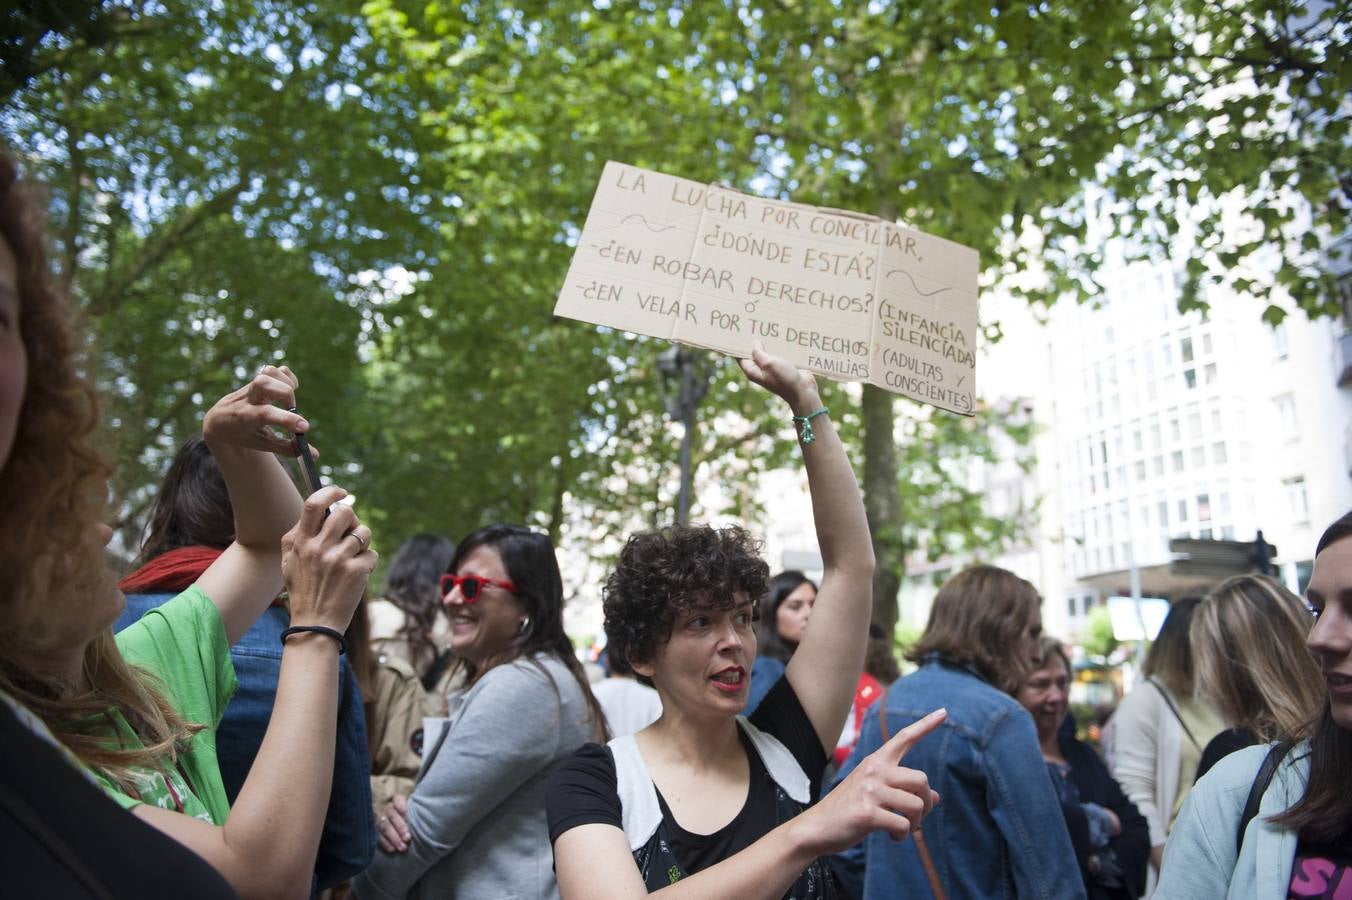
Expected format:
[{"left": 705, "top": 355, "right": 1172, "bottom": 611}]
[{"left": 554, "top": 161, "right": 978, "bottom": 414}]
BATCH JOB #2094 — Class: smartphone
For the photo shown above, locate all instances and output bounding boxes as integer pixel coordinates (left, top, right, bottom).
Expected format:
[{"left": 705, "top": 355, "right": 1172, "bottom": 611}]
[{"left": 289, "top": 407, "right": 324, "bottom": 496}]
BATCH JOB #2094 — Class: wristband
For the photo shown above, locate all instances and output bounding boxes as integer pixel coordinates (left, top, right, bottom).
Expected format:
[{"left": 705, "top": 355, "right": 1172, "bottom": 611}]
[
  {"left": 792, "top": 406, "right": 830, "bottom": 445},
  {"left": 280, "top": 624, "right": 346, "bottom": 654}
]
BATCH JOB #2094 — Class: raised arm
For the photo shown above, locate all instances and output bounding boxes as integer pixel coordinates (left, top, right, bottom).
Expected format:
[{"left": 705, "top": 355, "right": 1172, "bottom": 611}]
[
  {"left": 133, "top": 485, "right": 375, "bottom": 900},
  {"left": 739, "top": 345, "right": 875, "bottom": 750},
  {"left": 197, "top": 364, "right": 308, "bottom": 645}
]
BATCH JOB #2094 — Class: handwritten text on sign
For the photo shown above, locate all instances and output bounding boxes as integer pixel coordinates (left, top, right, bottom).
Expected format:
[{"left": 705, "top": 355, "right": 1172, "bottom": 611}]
[{"left": 553, "top": 162, "right": 978, "bottom": 414}]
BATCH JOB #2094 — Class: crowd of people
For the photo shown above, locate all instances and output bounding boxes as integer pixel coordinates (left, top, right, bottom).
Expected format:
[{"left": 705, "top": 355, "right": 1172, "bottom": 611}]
[{"left": 2, "top": 145, "right": 1349, "bottom": 900}]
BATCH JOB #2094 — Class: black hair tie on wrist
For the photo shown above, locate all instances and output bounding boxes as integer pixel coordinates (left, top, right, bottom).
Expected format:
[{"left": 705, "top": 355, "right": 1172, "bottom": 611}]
[{"left": 280, "top": 625, "right": 346, "bottom": 655}]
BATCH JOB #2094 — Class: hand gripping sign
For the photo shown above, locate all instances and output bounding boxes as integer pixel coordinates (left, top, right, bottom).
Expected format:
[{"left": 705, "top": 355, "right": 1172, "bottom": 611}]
[{"left": 553, "top": 162, "right": 980, "bottom": 415}]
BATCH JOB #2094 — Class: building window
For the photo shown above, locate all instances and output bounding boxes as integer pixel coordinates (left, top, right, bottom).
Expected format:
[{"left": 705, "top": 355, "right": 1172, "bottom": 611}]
[
  {"left": 1285, "top": 477, "right": 1310, "bottom": 525},
  {"left": 1191, "top": 446, "right": 1206, "bottom": 467},
  {"left": 1178, "top": 499, "right": 1189, "bottom": 522},
  {"left": 1275, "top": 393, "right": 1298, "bottom": 432},
  {"left": 1213, "top": 441, "right": 1228, "bottom": 464},
  {"left": 1181, "top": 336, "right": 1194, "bottom": 363},
  {"left": 1202, "top": 332, "right": 1213, "bottom": 355},
  {"left": 1172, "top": 450, "right": 1185, "bottom": 472},
  {"left": 1198, "top": 493, "right": 1212, "bottom": 521},
  {"left": 1272, "top": 323, "right": 1289, "bottom": 358},
  {"left": 1184, "top": 368, "right": 1198, "bottom": 389},
  {"left": 1204, "top": 363, "right": 1217, "bottom": 384},
  {"left": 1158, "top": 501, "right": 1169, "bottom": 527}
]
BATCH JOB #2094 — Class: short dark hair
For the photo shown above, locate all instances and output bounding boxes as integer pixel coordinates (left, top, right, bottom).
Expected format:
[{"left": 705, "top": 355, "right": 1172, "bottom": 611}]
[
  {"left": 603, "top": 524, "right": 768, "bottom": 684},
  {"left": 755, "top": 570, "right": 818, "bottom": 663}
]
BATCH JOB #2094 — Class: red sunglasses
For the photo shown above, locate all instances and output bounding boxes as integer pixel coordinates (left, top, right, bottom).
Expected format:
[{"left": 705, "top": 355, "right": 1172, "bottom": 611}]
[{"left": 439, "top": 573, "right": 518, "bottom": 603}]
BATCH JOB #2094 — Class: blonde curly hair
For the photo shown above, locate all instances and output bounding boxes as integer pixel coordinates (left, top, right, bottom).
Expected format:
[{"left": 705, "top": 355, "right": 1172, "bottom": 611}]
[{"left": 0, "top": 150, "right": 200, "bottom": 789}]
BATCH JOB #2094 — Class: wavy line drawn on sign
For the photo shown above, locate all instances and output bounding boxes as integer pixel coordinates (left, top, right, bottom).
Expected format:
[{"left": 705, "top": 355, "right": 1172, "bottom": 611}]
[
  {"left": 620, "top": 213, "right": 679, "bottom": 233},
  {"left": 886, "top": 269, "right": 951, "bottom": 297}
]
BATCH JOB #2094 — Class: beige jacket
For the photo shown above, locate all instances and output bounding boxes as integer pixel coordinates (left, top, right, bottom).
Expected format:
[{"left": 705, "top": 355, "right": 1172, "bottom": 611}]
[{"left": 368, "top": 654, "right": 445, "bottom": 816}]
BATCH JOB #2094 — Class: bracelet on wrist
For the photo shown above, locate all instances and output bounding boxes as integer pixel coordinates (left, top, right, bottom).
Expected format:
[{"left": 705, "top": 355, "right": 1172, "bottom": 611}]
[
  {"left": 280, "top": 624, "right": 346, "bottom": 654},
  {"left": 792, "top": 406, "right": 830, "bottom": 445}
]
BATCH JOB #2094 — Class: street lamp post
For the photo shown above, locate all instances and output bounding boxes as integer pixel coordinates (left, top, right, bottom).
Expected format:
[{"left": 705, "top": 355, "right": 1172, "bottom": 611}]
[{"left": 656, "top": 346, "right": 711, "bottom": 526}]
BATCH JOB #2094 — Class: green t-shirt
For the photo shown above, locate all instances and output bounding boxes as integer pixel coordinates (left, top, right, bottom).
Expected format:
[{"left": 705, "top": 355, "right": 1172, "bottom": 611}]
[{"left": 93, "top": 586, "right": 238, "bottom": 824}]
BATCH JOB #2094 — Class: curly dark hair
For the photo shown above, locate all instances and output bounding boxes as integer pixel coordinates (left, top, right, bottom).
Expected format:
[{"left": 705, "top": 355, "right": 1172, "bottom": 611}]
[{"left": 603, "top": 524, "right": 769, "bottom": 684}]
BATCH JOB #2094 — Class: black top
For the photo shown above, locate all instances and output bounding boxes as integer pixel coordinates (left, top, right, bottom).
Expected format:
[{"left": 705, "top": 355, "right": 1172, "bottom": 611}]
[
  {"left": 0, "top": 700, "right": 238, "bottom": 900},
  {"left": 1057, "top": 724, "right": 1152, "bottom": 900},
  {"left": 546, "top": 674, "right": 827, "bottom": 872},
  {"left": 1289, "top": 836, "right": 1352, "bottom": 897},
  {"left": 1196, "top": 726, "right": 1259, "bottom": 782}
]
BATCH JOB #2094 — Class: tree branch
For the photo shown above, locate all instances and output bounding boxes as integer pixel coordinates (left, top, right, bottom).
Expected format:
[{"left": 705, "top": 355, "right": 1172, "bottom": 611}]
[{"left": 86, "top": 176, "right": 247, "bottom": 317}]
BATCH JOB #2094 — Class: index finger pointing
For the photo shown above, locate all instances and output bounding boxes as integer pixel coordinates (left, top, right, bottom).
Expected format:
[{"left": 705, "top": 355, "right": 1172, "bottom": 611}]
[{"left": 882, "top": 708, "right": 947, "bottom": 762}]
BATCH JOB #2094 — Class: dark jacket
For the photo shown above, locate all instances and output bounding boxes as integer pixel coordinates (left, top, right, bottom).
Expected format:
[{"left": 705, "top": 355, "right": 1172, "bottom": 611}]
[{"left": 1057, "top": 720, "right": 1152, "bottom": 900}]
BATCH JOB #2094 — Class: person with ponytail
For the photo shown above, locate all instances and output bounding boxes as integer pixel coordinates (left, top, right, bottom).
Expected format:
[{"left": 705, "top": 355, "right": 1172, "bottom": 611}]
[{"left": 1156, "top": 512, "right": 1352, "bottom": 898}]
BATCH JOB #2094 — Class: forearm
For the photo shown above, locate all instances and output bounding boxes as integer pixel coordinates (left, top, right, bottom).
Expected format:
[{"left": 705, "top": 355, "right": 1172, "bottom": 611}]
[
  {"left": 207, "top": 439, "right": 303, "bottom": 549},
  {"left": 224, "top": 636, "right": 340, "bottom": 896},
  {"left": 784, "top": 389, "right": 873, "bottom": 743},
  {"left": 793, "top": 394, "right": 874, "bottom": 580}
]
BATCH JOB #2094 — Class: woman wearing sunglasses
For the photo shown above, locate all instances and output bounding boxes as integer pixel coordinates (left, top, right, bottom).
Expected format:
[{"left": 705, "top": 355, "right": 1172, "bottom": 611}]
[{"left": 351, "top": 524, "right": 607, "bottom": 900}]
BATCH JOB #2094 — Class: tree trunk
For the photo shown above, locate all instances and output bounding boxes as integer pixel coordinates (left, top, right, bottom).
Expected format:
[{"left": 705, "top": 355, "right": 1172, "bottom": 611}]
[{"left": 862, "top": 383, "right": 903, "bottom": 633}]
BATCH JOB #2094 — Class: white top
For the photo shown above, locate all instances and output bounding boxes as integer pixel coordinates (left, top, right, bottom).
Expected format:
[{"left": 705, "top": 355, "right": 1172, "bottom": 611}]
[{"left": 592, "top": 677, "right": 663, "bottom": 738}]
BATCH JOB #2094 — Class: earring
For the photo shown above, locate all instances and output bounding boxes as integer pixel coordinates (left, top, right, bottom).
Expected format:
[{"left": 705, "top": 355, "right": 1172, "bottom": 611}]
[{"left": 518, "top": 616, "right": 531, "bottom": 634}]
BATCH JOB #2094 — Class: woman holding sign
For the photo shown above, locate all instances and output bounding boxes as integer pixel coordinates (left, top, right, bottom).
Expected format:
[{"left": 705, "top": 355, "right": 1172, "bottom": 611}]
[{"left": 546, "top": 345, "right": 943, "bottom": 899}]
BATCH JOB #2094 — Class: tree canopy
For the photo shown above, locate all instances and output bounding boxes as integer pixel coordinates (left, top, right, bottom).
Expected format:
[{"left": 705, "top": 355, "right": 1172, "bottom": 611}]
[{"left": 3, "top": 0, "right": 1345, "bottom": 624}]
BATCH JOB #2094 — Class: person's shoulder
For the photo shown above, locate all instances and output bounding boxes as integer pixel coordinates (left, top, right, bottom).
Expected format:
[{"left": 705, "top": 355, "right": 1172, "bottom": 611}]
[
  {"left": 546, "top": 743, "right": 617, "bottom": 806},
  {"left": 1199, "top": 741, "right": 1294, "bottom": 797},
  {"left": 377, "top": 652, "right": 421, "bottom": 682}
]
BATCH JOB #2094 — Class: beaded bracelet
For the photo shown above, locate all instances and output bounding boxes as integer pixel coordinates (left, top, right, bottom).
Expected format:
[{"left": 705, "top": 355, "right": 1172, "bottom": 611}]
[
  {"left": 793, "top": 406, "right": 830, "bottom": 445},
  {"left": 280, "top": 624, "right": 347, "bottom": 654}
]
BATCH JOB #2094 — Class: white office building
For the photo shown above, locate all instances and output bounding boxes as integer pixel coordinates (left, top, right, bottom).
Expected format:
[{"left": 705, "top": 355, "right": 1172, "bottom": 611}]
[{"left": 927, "top": 240, "right": 1352, "bottom": 641}]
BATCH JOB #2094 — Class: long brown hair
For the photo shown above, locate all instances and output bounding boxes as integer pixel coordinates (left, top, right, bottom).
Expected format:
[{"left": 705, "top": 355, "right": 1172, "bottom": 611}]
[
  {"left": 1271, "top": 513, "right": 1352, "bottom": 843},
  {"left": 1191, "top": 574, "right": 1322, "bottom": 742},
  {"left": 907, "top": 564, "right": 1042, "bottom": 694},
  {"left": 0, "top": 151, "right": 200, "bottom": 790}
]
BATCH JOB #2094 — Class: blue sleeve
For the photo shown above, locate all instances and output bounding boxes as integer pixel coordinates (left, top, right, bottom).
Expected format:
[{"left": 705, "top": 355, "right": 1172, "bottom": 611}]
[
  {"left": 742, "top": 656, "right": 786, "bottom": 715},
  {"left": 314, "top": 658, "right": 376, "bottom": 888},
  {"left": 984, "top": 710, "right": 1088, "bottom": 899}
]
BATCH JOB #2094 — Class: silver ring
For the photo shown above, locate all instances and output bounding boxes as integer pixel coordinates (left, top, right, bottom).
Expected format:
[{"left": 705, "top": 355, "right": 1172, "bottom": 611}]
[{"left": 348, "top": 531, "right": 367, "bottom": 551}]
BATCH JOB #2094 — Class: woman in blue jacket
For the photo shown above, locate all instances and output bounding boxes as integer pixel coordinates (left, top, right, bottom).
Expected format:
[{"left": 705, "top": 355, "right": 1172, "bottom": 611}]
[{"left": 835, "top": 564, "right": 1086, "bottom": 900}]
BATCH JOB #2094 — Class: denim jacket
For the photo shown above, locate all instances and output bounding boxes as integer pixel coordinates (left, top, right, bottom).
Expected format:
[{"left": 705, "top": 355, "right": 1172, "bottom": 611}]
[
  {"left": 832, "top": 657, "right": 1086, "bottom": 900},
  {"left": 117, "top": 593, "right": 375, "bottom": 891}
]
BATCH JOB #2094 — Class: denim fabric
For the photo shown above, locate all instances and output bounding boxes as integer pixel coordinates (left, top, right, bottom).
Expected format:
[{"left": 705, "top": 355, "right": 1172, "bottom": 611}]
[
  {"left": 118, "top": 593, "right": 376, "bottom": 891},
  {"left": 833, "top": 658, "right": 1086, "bottom": 900},
  {"left": 742, "top": 655, "right": 786, "bottom": 715}
]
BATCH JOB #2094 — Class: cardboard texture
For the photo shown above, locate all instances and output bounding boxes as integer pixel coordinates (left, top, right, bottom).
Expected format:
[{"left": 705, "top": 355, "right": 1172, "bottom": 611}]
[{"left": 554, "top": 161, "right": 979, "bottom": 414}]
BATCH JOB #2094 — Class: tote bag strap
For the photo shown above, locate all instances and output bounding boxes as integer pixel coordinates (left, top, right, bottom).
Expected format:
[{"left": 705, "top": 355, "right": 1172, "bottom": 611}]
[{"left": 878, "top": 689, "right": 947, "bottom": 900}]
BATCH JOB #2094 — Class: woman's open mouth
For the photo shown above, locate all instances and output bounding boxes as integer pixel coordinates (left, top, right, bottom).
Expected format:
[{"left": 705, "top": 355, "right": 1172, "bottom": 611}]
[{"left": 711, "top": 667, "right": 745, "bottom": 693}]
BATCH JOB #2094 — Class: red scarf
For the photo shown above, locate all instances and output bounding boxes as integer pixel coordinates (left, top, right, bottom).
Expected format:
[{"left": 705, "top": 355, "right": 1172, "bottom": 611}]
[{"left": 117, "top": 546, "right": 223, "bottom": 594}]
